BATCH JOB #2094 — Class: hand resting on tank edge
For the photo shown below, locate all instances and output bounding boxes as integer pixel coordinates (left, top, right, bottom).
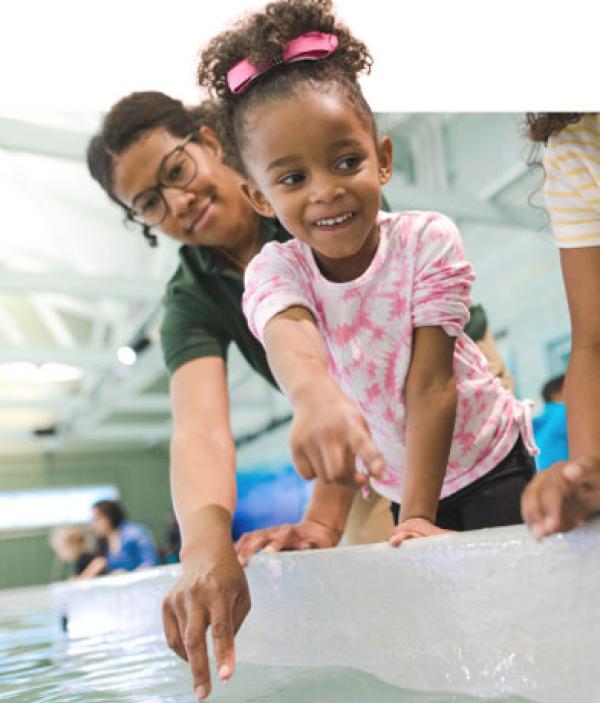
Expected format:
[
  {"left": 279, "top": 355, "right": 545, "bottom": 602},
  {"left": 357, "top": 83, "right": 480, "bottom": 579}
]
[
  {"left": 521, "top": 456, "right": 600, "bottom": 539},
  {"left": 235, "top": 519, "right": 340, "bottom": 566},
  {"left": 389, "top": 517, "right": 452, "bottom": 547}
]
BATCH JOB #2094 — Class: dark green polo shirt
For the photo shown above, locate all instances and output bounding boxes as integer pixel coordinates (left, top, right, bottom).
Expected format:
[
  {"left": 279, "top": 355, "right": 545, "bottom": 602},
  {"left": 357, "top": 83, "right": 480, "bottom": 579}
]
[{"left": 160, "top": 217, "right": 291, "bottom": 387}]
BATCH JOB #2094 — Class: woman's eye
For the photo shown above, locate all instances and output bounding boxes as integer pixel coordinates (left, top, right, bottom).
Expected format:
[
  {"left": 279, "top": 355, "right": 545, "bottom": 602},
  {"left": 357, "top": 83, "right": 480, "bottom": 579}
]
[
  {"left": 338, "top": 155, "right": 362, "bottom": 171},
  {"left": 166, "top": 163, "right": 183, "bottom": 182},
  {"left": 279, "top": 172, "right": 305, "bottom": 187},
  {"left": 141, "top": 194, "right": 161, "bottom": 213}
]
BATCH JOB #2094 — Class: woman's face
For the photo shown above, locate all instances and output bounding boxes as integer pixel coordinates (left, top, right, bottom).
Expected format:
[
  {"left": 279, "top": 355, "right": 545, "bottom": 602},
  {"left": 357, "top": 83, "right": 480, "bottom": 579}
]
[
  {"left": 90, "top": 508, "right": 112, "bottom": 538},
  {"left": 112, "top": 126, "right": 253, "bottom": 248}
]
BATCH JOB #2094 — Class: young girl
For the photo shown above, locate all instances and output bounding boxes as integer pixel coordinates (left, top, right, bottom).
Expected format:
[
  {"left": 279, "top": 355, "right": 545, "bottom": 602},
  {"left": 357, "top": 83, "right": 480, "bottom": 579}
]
[{"left": 199, "top": 0, "right": 538, "bottom": 548}]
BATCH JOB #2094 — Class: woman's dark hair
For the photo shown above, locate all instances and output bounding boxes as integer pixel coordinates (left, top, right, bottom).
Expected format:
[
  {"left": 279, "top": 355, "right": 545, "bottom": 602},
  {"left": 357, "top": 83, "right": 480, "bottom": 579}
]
[
  {"left": 525, "top": 113, "right": 585, "bottom": 145},
  {"left": 198, "top": 0, "right": 375, "bottom": 174},
  {"left": 93, "top": 499, "right": 126, "bottom": 529},
  {"left": 86, "top": 91, "right": 234, "bottom": 247}
]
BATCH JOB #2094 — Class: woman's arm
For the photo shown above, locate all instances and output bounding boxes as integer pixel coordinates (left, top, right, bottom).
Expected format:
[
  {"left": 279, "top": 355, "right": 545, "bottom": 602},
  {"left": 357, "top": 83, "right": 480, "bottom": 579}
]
[
  {"left": 391, "top": 326, "right": 457, "bottom": 544},
  {"left": 522, "top": 247, "right": 600, "bottom": 537},
  {"left": 263, "top": 306, "right": 386, "bottom": 485},
  {"left": 162, "top": 357, "right": 250, "bottom": 700}
]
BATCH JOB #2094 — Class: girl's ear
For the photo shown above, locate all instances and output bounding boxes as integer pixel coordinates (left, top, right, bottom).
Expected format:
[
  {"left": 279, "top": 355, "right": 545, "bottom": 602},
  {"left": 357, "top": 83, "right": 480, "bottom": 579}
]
[
  {"left": 240, "top": 180, "right": 276, "bottom": 218},
  {"left": 377, "top": 136, "right": 393, "bottom": 185},
  {"left": 197, "top": 124, "right": 222, "bottom": 159}
]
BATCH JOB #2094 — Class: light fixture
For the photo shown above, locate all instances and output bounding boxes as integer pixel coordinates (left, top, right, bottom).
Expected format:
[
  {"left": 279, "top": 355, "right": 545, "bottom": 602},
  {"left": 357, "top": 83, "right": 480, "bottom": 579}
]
[{"left": 117, "top": 346, "right": 137, "bottom": 366}]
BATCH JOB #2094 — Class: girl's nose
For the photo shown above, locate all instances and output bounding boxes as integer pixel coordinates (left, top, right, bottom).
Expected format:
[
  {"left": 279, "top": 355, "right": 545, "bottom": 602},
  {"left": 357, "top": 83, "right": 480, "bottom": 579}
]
[{"left": 308, "top": 177, "right": 344, "bottom": 204}]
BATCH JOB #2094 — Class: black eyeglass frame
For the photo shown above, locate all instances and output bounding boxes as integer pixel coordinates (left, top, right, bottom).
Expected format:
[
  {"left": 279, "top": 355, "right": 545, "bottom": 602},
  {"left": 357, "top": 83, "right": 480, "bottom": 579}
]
[{"left": 127, "top": 132, "right": 197, "bottom": 230}]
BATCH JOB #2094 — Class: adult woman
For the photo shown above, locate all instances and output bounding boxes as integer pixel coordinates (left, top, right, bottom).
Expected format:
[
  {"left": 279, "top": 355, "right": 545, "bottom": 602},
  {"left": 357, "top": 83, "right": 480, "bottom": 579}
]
[
  {"left": 81, "top": 499, "right": 158, "bottom": 576},
  {"left": 522, "top": 113, "right": 600, "bottom": 538},
  {"left": 87, "top": 90, "right": 390, "bottom": 699}
]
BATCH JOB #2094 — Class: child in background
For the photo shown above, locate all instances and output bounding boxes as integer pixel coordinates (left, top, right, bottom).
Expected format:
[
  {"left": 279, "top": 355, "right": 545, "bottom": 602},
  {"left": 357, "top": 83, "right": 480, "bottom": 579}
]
[
  {"left": 50, "top": 526, "right": 98, "bottom": 578},
  {"left": 199, "top": 0, "right": 538, "bottom": 550},
  {"left": 533, "top": 375, "right": 568, "bottom": 470}
]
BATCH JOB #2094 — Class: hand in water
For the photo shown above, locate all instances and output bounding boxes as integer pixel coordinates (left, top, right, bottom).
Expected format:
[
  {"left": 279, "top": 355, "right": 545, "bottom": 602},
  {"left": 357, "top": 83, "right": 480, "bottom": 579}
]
[
  {"left": 522, "top": 456, "right": 600, "bottom": 539},
  {"left": 290, "top": 384, "right": 386, "bottom": 486},
  {"left": 162, "top": 509, "right": 251, "bottom": 701},
  {"left": 235, "top": 520, "right": 339, "bottom": 566},
  {"left": 389, "top": 517, "right": 451, "bottom": 546}
]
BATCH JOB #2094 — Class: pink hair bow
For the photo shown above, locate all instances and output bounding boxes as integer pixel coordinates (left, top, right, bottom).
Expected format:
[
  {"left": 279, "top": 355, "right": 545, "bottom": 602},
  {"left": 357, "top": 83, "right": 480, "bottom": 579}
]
[{"left": 226, "top": 31, "right": 339, "bottom": 95}]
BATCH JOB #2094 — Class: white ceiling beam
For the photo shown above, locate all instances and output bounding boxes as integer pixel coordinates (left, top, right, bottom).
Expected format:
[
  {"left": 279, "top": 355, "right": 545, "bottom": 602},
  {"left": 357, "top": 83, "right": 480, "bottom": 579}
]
[
  {"left": 0, "top": 347, "right": 106, "bottom": 366},
  {"left": 477, "top": 162, "right": 530, "bottom": 200},
  {"left": 385, "top": 173, "right": 548, "bottom": 232},
  {"left": 0, "top": 117, "right": 89, "bottom": 161},
  {"left": 0, "top": 269, "right": 164, "bottom": 301}
]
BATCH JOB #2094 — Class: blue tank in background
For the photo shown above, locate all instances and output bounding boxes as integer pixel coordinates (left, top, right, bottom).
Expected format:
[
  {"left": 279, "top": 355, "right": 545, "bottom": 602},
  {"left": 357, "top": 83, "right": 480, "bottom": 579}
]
[{"left": 232, "top": 462, "right": 313, "bottom": 540}]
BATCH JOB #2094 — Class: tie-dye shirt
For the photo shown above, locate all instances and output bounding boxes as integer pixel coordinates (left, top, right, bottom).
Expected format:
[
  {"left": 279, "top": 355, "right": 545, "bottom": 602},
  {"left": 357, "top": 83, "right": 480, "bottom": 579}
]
[{"left": 243, "top": 211, "right": 537, "bottom": 502}]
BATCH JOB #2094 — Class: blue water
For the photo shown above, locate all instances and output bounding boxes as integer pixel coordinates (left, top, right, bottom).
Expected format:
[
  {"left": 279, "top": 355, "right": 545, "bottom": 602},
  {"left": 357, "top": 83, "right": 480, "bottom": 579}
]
[{"left": 0, "top": 588, "right": 533, "bottom": 703}]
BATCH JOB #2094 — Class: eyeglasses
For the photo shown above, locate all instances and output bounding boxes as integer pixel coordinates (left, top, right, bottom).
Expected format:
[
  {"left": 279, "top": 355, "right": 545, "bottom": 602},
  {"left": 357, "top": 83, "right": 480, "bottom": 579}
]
[{"left": 129, "top": 133, "right": 197, "bottom": 228}]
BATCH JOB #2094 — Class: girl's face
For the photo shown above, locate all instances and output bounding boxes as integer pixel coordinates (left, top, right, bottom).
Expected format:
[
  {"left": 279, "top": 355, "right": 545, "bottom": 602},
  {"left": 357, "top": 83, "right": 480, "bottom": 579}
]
[
  {"left": 112, "top": 126, "right": 255, "bottom": 248},
  {"left": 90, "top": 508, "right": 112, "bottom": 538},
  {"left": 241, "top": 90, "right": 392, "bottom": 280}
]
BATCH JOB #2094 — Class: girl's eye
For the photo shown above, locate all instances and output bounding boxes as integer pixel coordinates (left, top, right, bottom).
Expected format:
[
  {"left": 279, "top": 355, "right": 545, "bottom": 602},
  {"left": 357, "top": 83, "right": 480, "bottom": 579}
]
[
  {"left": 278, "top": 172, "right": 305, "bottom": 187},
  {"left": 337, "top": 155, "right": 363, "bottom": 171}
]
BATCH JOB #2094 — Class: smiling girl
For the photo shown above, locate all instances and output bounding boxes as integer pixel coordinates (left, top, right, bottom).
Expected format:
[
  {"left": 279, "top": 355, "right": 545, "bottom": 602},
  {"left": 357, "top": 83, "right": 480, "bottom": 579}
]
[{"left": 199, "top": 0, "right": 539, "bottom": 553}]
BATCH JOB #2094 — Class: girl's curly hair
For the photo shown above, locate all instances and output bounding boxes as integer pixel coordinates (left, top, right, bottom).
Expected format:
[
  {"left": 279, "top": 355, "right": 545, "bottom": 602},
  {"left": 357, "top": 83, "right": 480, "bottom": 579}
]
[
  {"left": 87, "top": 91, "right": 238, "bottom": 247},
  {"left": 197, "top": 0, "right": 375, "bottom": 172},
  {"left": 525, "top": 113, "right": 585, "bottom": 145}
]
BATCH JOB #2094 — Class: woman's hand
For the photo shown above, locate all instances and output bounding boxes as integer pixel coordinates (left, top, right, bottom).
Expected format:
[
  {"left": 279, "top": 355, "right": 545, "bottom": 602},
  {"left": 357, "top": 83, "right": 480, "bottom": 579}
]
[
  {"left": 521, "top": 457, "right": 600, "bottom": 539},
  {"left": 162, "top": 508, "right": 251, "bottom": 702},
  {"left": 389, "top": 517, "right": 451, "bottom": 546},
  {"left": 235, "top": 519, "right": 339, "bottom": 566}
]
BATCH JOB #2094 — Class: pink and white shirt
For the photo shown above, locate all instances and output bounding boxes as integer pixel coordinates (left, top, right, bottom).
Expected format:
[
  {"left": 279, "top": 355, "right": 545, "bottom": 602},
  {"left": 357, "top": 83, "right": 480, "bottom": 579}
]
[{"left": 243, "top": 211, "right": 537, "bottom": 503}]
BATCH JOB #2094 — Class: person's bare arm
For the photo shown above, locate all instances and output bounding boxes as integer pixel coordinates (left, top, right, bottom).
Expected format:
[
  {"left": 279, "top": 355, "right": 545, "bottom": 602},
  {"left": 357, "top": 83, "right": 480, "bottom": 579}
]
[
  {"left": 263, "top": 306, "right": 386, "bottom": 485},
  {"left": 161, "top": 357, "right": 249, "bottom": 701},
  {"left": 76, "top": 556, "right": 107, "bottom": 579},
  {"left": 390, "top": 326, "right": 457, "bottom": 545},
  {"left": 522, "top": 247, "right": 600, "bottom": 537}
]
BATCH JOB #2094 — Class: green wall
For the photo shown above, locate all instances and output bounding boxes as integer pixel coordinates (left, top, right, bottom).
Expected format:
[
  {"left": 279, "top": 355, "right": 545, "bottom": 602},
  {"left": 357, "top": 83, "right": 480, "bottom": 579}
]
[{"left": 0, "top": 443, "right": 172, "bottom": 590}]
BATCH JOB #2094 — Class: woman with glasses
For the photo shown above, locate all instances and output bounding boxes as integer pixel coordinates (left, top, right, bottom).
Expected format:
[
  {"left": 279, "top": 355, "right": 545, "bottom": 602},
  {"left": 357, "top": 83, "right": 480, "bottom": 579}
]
[{"left": 87, "top": 90, "right": 392, "bottom": 699}]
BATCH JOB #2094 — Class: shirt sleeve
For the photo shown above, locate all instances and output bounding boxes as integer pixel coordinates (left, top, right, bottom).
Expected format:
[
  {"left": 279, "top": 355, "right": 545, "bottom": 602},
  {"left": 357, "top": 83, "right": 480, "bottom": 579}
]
[
  {"left": 411, "top": 213, "right": 475, "bottom": 337},
  {"left": 160, "top": 274, "right": 230, "bottom": 375},
  {"left": 543, "top": 122, "right": 600, "bottom": 249},
  {"left": 242, "top": 242, "right": 317, "bottom": 344}
]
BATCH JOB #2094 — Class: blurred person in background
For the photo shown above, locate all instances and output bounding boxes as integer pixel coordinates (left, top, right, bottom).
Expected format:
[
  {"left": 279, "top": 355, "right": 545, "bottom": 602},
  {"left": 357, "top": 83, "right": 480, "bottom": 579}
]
[
  {"left": 465, "top": 304, "right": 515, "bottom": 393},
  {"left": 533, "top": 375, "right": 568, "bottom": 471},
  {"left": 78, "top": 499, "right": 159, "bottom": 578},
  {"left": 50, "top": 525, "right": 99, "bottom": 579}
]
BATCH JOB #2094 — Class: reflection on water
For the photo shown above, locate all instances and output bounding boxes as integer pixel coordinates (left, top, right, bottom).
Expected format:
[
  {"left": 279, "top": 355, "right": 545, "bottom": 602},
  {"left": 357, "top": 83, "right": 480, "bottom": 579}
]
[{"left": 0, "top": 591, "right": 533, "bottom": 703}]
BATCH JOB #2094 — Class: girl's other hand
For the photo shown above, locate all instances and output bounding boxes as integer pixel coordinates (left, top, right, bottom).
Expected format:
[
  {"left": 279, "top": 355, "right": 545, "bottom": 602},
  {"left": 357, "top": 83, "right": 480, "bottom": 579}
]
[
  {"left": 521, "top": 457, "right": 600, "bottom": 539},
  {"left": 389, "top": 517, "right": 451, "bottom": 547},
  {"left": 235, "top": 519, "right": 339, "bottom": 566}
]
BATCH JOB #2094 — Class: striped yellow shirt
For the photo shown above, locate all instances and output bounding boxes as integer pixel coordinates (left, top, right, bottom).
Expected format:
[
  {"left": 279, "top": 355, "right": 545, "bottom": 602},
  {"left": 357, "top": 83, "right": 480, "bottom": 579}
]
[{"left": 543, "top": 113, "right": 600, "bottom": 248}]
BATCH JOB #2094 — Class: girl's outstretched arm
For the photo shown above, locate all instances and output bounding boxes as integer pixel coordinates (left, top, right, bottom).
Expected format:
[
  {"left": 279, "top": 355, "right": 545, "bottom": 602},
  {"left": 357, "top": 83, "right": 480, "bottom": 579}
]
[
  {"left": 263, "top": 306, "right": 387, "bottom": 486},
  {"left": 390, "top": 326, "right": 457, "bottom": 545}
]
